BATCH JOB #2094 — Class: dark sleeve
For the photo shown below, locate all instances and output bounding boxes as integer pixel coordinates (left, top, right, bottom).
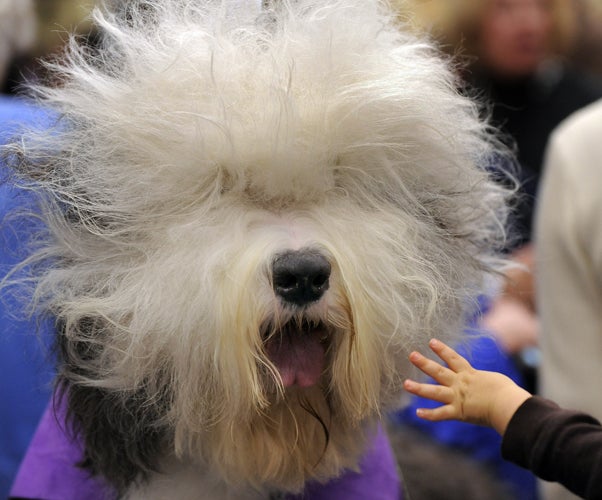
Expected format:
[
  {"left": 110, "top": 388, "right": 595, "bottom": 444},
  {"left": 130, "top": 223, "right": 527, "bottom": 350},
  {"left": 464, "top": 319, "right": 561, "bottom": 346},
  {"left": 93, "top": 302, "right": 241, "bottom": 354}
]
[{"left": 501, "top": 396, "right": 602, "bottom": 499}]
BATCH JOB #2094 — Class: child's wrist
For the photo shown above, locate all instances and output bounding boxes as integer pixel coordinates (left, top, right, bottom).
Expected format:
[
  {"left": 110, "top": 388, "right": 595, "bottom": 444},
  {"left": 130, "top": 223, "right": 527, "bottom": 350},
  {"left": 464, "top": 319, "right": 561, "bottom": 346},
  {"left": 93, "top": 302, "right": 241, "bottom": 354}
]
[{"left": 492, "top": 387, "right": 531, "bottom": 435}]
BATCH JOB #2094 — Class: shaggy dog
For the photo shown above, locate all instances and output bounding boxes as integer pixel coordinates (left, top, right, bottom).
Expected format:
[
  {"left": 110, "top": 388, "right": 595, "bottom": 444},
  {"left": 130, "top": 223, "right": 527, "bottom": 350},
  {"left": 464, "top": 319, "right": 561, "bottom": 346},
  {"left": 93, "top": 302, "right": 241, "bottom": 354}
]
[{"left": 4, "top": 0, "right": 508, "bottom": 498}]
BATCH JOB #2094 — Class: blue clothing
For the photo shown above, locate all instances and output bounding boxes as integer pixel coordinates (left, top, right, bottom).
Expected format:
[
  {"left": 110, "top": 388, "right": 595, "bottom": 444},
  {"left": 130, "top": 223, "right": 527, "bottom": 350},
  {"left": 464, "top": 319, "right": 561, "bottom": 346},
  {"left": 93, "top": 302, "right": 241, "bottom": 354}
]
[
  {"left": 394, "top": 332, "right": 538, "bottom": 500},
  {"left": 0, "top": 96, "right": 56, "bottom": 498}
]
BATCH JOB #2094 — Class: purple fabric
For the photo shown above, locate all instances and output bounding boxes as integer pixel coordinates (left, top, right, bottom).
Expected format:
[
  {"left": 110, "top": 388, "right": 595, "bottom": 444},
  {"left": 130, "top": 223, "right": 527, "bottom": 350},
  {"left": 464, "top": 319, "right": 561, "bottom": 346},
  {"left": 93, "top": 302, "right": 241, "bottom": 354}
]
[
  {"left": 10, "top": 397, "right": 113, "bottom": 500},
  {"left": 10, "top": 396, "right": 401, "bottom": 499},
  {"left": 287, "top": 424, "right": 401, "bottom": 500}
]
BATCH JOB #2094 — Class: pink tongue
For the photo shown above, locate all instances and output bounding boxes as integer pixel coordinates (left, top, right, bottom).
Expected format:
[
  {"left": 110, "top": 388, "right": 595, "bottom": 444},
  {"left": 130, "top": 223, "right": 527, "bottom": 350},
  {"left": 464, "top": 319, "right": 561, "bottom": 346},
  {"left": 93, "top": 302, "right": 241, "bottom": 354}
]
[{"left": 265, "top": 329, "right": 326, "bottom": 388}]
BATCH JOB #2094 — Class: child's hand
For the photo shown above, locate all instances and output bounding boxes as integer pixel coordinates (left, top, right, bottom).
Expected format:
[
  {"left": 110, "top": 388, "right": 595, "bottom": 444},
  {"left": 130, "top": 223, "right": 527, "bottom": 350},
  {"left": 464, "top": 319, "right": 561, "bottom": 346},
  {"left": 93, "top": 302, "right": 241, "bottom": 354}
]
[{"left": 403, "top": 339, "right": 531, "bottom": 435}]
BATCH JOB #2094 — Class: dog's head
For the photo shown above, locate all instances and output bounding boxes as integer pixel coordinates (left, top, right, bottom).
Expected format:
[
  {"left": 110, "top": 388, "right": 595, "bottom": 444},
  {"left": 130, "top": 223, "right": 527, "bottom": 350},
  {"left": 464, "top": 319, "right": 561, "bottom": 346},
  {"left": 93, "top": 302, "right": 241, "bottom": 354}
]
[{"left": 6, "top": 0, "right": 509, "bottom": 494}]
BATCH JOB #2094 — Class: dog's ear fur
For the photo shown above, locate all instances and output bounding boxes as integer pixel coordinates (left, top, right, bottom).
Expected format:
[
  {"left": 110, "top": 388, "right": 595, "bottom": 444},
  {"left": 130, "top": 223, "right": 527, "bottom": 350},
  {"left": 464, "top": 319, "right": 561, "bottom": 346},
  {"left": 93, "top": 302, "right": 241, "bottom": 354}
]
[
  {"left": 57, "top": 317, "right": 172, "bottom": 493},
  {"left": 62, "top": 384, "right": 168, "bottom": 493}
]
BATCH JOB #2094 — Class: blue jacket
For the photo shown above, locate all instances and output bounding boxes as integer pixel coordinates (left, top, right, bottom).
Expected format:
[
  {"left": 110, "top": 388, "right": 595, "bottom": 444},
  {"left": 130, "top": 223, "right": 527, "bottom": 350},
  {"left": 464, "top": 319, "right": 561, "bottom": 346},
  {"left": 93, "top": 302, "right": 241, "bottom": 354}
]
[{"left": 0, "top": 96, "right": 55, "bottom": 498}]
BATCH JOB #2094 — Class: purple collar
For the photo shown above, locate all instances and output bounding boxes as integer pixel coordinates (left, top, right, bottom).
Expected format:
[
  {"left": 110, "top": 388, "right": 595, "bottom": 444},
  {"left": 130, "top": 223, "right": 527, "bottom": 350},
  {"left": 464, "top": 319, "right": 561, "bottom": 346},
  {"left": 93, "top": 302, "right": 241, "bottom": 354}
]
[{"left": 11, "top": 395, "right": 401, "bottom": 500}]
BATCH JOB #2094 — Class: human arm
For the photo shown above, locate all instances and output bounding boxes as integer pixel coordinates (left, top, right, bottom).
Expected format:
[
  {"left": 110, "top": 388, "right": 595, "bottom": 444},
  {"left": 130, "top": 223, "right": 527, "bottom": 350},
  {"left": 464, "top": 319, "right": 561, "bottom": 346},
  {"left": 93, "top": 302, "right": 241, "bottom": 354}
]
[
  {"left": 404, "top": 339, "right": 602, "bottom": 499},
  {"left": 501, "top": 396, "right": 602, "bottom": 499},
  {"left": 403, "top": 338, "right": 531, "bottom": 435}
]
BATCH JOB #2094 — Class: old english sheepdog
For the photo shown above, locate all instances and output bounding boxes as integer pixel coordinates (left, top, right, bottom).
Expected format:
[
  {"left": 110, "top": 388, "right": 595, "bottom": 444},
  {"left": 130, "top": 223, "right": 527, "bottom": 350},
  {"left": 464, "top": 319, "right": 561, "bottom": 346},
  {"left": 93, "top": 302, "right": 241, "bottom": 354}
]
[{"left": 4, "top": 0, "right": 509, "bottom": 498}]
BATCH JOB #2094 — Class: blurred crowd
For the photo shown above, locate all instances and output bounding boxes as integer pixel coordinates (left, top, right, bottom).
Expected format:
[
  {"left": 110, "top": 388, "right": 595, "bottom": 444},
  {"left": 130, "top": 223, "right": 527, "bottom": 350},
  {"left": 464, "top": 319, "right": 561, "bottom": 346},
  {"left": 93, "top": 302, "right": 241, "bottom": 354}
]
[
  {"left": 3, "top": 1, "right": 602, "bottom": 499},
  {"left": 392, "top": 2, "right": 602, "bottom": 499},
  {"left": 1, "top": 0, "right": 96, "bottom": 94}
]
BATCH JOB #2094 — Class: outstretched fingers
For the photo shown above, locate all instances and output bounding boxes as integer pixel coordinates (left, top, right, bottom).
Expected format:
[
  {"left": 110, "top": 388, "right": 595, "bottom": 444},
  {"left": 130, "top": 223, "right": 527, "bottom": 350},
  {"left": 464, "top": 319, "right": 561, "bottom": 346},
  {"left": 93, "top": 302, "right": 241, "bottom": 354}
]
[
  {"left": 403, "top": 378, "right": 453, "bottom": 404},
  {"left": 415, "top": 404, "right": 460, "bottom": 422},
  {"left": 405, "top": 339, "right": 478, "bottom": 423},
  {"left": 403, "top": 380, "right": 460, "bottom": 421},
  {"left": 408, "top": 350, "right": 455, "bottom": 386}
]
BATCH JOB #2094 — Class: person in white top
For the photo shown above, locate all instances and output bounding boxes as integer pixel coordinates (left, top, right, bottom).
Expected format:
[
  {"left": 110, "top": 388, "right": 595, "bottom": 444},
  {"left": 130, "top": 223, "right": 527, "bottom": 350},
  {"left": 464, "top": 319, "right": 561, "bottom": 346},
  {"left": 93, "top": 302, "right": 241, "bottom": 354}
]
[{"left": 536, "top": 97, "right": 602, "bottom": 500}]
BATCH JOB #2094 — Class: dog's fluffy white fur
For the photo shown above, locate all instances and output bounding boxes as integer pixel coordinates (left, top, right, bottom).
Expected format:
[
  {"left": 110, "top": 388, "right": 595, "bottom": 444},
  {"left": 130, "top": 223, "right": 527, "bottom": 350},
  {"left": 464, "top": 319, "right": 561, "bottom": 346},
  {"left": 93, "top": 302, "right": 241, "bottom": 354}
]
[{"left": 6, "top": 0, "right": 509, "bottom": 498}]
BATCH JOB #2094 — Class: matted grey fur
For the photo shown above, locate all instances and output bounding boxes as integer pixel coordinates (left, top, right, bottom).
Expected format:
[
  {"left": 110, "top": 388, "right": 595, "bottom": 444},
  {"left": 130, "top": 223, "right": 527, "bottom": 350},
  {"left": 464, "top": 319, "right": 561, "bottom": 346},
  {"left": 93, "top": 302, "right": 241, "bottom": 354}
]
[{"left": 3, "top": 0, "right": 510, "bottom": 498}]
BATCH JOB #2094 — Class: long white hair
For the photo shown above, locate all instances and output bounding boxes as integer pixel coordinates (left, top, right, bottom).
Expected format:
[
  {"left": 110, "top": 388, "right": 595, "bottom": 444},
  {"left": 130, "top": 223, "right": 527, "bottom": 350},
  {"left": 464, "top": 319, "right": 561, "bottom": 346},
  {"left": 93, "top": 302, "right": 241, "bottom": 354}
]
[{"left": 3, "top": 0, "right": 510, "bottom": 493}]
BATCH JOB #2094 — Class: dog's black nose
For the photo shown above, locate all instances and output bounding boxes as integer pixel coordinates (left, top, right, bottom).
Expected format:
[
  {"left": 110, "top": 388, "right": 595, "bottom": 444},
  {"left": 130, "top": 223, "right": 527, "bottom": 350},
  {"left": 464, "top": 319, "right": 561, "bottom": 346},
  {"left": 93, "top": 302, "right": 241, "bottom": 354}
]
[{"left": 272, "top": 249, "right": 331, "bottom": 306}]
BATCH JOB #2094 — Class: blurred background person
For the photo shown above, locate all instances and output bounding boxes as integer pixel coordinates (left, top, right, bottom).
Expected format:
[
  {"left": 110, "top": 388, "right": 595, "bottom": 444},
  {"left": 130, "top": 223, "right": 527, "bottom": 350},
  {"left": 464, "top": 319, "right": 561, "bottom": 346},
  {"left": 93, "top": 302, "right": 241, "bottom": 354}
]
[
  {"left": 395, "top": 0, "right": 602, "bottom": 389},
  {"left": 536, "top": 98, "right": 602, "bottom": 500},
  {"left": 571, "top": 0, "right": 602, "bottom": 76},
  {"left": 391, "top": 1, "right": 602, "bottom": 499},
  {"left": 0, "top": 1, "right": 96, "bottom": 498},
  {"left": 0, "top": 0, "right": 36, "bottom": 93},
  {"left": 0, "top": 1, "right": 46, "bottom": 496},
  {"left": 2, "top": 0, "right": 97, "bottom": 95}
]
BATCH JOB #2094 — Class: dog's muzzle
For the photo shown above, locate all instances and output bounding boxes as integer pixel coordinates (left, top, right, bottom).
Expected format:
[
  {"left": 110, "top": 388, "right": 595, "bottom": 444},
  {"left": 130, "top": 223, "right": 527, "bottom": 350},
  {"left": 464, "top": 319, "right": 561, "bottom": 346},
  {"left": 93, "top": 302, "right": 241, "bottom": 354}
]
[
  {"left": 264, "top": 249, "right": 332, "bottom": 388},
  {"left": 272, "top": 249, "right": 331, "bottom": 307}
]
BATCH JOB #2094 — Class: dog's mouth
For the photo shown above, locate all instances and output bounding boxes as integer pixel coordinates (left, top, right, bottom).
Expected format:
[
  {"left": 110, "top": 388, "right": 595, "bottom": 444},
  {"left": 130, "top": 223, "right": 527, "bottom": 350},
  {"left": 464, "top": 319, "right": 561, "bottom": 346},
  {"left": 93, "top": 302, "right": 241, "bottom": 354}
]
[{"left": 262, "top": 318, "right": 331, "bottom": 388}]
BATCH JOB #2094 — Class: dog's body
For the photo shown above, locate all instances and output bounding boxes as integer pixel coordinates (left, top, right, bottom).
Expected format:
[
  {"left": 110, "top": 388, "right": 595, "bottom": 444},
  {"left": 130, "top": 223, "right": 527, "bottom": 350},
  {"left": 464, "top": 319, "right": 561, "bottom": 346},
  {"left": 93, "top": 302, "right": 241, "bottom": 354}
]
[{"left": 5, "top": 1, "right": 508, "bottom": 498}]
